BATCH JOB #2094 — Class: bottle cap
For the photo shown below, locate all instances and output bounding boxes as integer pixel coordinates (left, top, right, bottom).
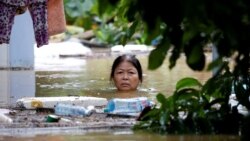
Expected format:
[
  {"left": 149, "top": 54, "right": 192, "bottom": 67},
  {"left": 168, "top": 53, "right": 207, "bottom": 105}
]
[
  {"left": 103, "top": 108, "right": 109, "bottom": 113},
  {"left": 46, "top": 114, "right": 60, "bottom": 122}
]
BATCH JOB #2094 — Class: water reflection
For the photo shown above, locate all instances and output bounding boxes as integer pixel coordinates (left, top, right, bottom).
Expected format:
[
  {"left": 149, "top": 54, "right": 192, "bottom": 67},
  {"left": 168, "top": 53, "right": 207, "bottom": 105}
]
[{"left": 0, "top": 70, "right": 35, "bottom": 107}]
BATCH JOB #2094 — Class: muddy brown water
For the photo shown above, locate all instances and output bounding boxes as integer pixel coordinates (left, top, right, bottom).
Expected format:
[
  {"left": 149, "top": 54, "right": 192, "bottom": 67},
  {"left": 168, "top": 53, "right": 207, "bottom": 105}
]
[
  {"left": 35, "top": 51, "right": 212, "bottom": 99},
  {"left": 0, "top": 132, "right": 240, "bottom": 141},
  {"left": 0, "top": 50, "right": 240, "bottom": 140}
]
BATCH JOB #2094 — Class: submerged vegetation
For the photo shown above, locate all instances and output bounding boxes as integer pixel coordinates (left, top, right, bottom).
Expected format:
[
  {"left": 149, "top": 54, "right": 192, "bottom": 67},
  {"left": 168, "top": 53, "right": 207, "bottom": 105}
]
[{"left": 64, "top": 0, "right": 250, "bottom": 139}]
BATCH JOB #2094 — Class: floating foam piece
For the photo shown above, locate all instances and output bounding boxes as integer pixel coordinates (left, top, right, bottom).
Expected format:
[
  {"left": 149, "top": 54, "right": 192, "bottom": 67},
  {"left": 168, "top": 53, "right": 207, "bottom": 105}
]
[{"left": 15, "top": 96, "right": 108, "bottom": 109}]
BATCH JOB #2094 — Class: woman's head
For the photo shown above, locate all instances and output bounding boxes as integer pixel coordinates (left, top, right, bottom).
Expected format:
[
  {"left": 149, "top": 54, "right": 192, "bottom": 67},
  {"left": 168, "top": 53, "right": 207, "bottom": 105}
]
[{"left": 110, "top": 54, "right": 143, "bottom": 92}]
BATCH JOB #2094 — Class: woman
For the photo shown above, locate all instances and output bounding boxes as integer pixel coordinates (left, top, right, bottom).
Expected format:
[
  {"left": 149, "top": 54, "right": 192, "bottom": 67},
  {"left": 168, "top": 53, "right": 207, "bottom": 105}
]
[
  {"left": 110, "top": 54, "right": 153, "bottom": 115},
  {"left": 110, "top": 54, "right": 143, "bottom": 92}
]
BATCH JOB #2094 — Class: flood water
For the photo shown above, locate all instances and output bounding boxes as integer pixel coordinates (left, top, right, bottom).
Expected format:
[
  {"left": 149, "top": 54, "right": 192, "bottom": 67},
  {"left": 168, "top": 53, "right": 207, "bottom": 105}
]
[
  {"left": 0, "top": 49, "right": 240, "bottom": 140},
  {"left": 35, "top": 50, "right": 212, "bottom": 100},
  {"left": 0, "top": 130, "right": 240, "bottom": 141}
]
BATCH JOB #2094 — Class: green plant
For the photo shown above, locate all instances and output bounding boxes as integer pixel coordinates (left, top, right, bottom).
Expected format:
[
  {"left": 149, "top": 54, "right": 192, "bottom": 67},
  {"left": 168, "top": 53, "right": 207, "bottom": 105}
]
[
  {"left": 134, "top": 68, "right": 249, "bottom": 135},
  {"left": 64, "top": 0, "right": 250, "bottom": 137},
  {"left": 96, "top": 1, "right": 250, "bottom": 136}
]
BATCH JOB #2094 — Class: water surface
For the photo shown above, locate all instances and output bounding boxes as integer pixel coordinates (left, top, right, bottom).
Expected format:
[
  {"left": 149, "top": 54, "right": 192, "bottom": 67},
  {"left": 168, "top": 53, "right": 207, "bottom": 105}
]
[
  {"left": 0, "top": 130, "right": 240, "bottom": 141},
  {"left": 1, "top": 50, "right": 231, "bottom": 140},
  {"left": 35, "top": 52, "right": 212, "bottom": 101}
]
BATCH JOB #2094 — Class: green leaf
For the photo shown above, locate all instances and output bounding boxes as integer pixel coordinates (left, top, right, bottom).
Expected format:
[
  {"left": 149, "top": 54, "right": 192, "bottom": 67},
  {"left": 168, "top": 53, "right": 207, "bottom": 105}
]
[
  {"left": 176, "top": 77, "right": 202, "bottom": 91},
  {"left": 98, "top": 0, "right": 115, "bottom": 16},
  {"left": 148, "top": 38, "right": 170, "bottom": 70},
  {"left": 169, "top": 42, "right": 181, "bottom": 69},
  {"left": 145, "top": 19, "right": 165, "bottom": 45},
  {"left": 148, "top": 48, "right": 165, "bottom": 70},
  {"left": 176, "top": 89, "right": 200, "bottom": 100},
  {"left": 127, "top": 21, "right": 138, "bottom": 38},
  {"left": 156, "top": 93, "right": 167, "bottom": 105},
  {"left": 207, "top": 57, "right": 223, "bottom": 71},
  {"left": 186, "top": 44, "right": 206, "bottom": 71}
]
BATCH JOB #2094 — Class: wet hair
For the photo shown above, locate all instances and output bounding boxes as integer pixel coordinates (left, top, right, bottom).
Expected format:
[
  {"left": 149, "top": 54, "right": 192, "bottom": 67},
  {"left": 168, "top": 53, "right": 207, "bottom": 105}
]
[{"left": 110, "top": 54, "right": 143, "bottom": 82}]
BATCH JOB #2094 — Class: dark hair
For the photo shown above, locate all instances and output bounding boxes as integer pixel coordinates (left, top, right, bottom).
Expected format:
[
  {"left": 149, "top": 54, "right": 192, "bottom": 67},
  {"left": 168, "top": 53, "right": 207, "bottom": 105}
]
[{"left": 110, "top": 54, "right": 143, "bottom": 82}]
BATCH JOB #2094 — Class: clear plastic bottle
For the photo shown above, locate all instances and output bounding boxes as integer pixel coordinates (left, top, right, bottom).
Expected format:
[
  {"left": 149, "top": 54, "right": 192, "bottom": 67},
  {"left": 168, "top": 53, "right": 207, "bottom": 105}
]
[
  {"left": 104, "top": 97, "right": 153, "bottom": 114},
  {"left": 54, "top": 103, "right": 94, "bottom": 116}
]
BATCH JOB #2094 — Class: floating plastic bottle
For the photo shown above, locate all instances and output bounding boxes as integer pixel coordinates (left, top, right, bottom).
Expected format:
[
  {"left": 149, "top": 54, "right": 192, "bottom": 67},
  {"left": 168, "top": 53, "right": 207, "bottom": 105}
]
[
  {"left": 54, "top": 103, "right": 95, "bottom": 116},
  {"left": 104, "top": 97, "right": 153, "bottom": 114},
  {"left": 0, "top": 113, "right": 13, "bottom": 123}
]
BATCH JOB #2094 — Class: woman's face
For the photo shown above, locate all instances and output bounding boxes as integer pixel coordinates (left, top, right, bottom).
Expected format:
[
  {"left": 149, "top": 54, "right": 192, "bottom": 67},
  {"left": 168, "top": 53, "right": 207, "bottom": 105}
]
[{"left": 113, "top": 61, "right": 140, "bottom": 91}]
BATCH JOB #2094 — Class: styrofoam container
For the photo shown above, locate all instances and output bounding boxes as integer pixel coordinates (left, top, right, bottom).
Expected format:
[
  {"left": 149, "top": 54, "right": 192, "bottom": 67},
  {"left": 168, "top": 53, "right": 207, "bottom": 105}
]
[{"left": 15, "top": 96, "right": 108, "bottom": 109}]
